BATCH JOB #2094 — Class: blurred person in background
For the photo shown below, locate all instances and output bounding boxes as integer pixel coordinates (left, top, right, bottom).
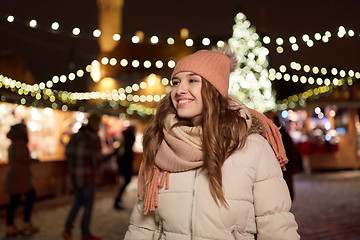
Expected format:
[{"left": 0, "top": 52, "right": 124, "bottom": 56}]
[
  {"left": 4, "top": 123, "right": 39, "bottom": 238},
  {"left": 113, "top": 125, "right": 136, "bottom": 210},
  {"left": 125, "top": 48, "right": 299, "bottom": 239},
  {"left": 63, "top": 111, "right": 103, "bottom": 240},
  {"left": 272, "top": 115, "right": 302, "bottom": 201}
]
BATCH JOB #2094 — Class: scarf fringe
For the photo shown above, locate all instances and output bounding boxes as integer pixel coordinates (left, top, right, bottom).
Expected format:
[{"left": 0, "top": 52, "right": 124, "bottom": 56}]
[
  {"left": 248, "top": 109, "right": 288, "bottom": 170},
  {"left": 138, "top": 162, "right": 169, "bottom": 215}
]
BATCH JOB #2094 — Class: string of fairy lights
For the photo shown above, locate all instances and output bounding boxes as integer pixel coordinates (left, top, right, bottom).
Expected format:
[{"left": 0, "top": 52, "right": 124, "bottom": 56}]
[
  {"left": 2, "top": 12, "right": 359, "bottom": 50},
  {"left": 262, "top": 26, "right": 356, "bottom": 54},
  {"left": 1, "top": 11, "right": 360, "bottom": 116}
]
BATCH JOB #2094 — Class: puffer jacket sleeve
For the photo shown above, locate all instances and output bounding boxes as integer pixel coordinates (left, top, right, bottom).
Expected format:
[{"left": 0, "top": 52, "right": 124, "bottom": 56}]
[
  {"left": 253, "top": 140, "right": 300, "bottom": 240},
  {"left": 124, "top": 199, "right": 159, "bottom": 240}
]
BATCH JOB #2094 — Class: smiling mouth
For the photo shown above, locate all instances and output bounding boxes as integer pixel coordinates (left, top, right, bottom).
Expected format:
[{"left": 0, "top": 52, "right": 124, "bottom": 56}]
[{"left": 178, "top": 99, "right": 192, "bottom": 106}]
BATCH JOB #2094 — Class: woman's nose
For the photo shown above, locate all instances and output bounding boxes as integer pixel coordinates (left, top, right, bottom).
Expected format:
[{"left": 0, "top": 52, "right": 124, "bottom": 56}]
[{"left": 176, "top": 82, "right": 188, "bottom": 94}]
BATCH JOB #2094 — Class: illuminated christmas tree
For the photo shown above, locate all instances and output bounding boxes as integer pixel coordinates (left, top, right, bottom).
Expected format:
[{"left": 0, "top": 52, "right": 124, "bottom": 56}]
[{"left": 227, "top": 12, "right": 276, "bottom": 113}]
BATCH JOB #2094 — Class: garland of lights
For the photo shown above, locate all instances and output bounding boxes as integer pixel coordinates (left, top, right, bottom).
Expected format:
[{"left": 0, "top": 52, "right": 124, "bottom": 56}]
[
  {"left": 263, "top": 26, "right": 357, "bottom": 54},
  {"left": 1, "top": 12, "right": 220, "bottom": 47},
  {"left": 0, "top": 75, "right": 158, "bottom": 117},
  {"left": 269, "top": 69, "right": 359, "bottom": 86},
  {"left": 272, "top": 62, "right": 360, "bottom": 79},
  {"left": 277, "top": 85, "right": 332, "bottom": 110},
  {"left": 276, "top": 75, "right": 357, "bottom": 110},
  {"left": 2, "top": 11, "right": 360, "bottom": 115},
  {"left": 5, "top": 71, "right": 354, "bottom": 116},
  {"left": 3, "top": 12, "right": 360, "bottom": 52}
]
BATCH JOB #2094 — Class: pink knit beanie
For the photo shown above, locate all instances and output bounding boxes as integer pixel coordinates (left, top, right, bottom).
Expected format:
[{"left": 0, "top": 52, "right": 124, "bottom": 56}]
[{"left": 171, "top": 50, "right": 232, "bottom": 96}]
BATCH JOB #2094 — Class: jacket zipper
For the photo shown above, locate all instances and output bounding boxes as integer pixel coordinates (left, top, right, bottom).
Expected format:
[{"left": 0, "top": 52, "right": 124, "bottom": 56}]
[{"left": 190, "top": 168, "right": 198, "bottom": 240}]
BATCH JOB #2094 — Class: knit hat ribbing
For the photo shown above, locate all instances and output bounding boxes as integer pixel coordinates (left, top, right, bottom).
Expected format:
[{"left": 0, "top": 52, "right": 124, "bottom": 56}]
[{"left": 171, "top": 50, "right": 232, "bottom": 96}]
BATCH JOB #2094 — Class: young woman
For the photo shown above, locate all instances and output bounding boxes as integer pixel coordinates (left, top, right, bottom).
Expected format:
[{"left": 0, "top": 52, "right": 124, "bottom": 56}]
[{"left": 125, "top": 48, "right": 300, "bottom": 240}]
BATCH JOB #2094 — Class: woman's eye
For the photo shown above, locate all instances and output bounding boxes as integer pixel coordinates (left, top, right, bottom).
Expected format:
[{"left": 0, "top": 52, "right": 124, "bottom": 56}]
[
  {"left": 172, "top": 81, "right": 180, "bottom": 86},
  {"left": 189, "top": 79, "right": 198, "bottom": 83}
]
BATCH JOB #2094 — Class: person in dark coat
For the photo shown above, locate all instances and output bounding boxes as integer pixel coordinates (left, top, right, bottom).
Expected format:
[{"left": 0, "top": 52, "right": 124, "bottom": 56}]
[
  {"left": 4, "top": 123, "right": 39, "bottom": 238},
  {"left": 273, "top": 115, "right": 302, "bottom": 201},
  {"left": 113, "top": 126, "right": 136, "bottom": 209},
  {"left": 63, "top": 111, "right": 104, "bottom": 240}
]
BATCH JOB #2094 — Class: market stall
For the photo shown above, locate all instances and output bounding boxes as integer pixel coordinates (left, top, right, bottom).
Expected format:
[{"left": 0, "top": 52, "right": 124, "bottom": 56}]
[
  {"left": 0, "top": 102, "right": 143, "bottom": 206},
  {"left": 280, "top": 106, "right": 360, "bottom": 173}
]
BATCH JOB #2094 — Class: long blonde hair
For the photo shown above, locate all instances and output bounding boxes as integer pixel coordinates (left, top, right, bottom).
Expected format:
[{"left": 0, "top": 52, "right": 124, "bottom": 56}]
[{"left": 142, "top": 78, "right": 249, "bottom": 206}]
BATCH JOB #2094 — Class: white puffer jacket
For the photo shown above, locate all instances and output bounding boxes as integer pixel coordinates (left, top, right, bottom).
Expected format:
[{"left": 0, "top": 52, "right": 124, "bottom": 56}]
[{"left": 125, "top": 134, "right": 300, "bottom": 240}]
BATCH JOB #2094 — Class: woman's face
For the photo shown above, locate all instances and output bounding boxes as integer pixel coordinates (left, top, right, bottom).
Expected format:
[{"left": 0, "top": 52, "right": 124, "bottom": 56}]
[{"left": 171, "top": 71, "right": 203, "bottom": 124}]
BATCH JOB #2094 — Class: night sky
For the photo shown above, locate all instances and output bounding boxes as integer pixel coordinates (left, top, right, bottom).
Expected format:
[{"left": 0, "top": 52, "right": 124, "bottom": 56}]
[{"left": 1, "top": 0, "right": 360, "bottom": 101}]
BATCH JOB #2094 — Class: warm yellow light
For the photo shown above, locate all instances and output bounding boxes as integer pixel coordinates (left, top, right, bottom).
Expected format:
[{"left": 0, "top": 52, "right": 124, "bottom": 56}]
[
  {"left": 291, "top": 44, "right": 299, "bottom": 51},
  {"left": 72, "top": 27, "right": 80, "bottom": 35},
  {"left": 202, "top": 38, "right": 210, "bottom": 46},
  {"left": 217, "top": 41, "right": 225, "bottom": 48},
  {"left": 263, "top": 36, "right": 270, "bottom": 44},
  {"left": 144, "top": 60, "right": 151, "bottom": 68},
  {"left": 46, "top": 81, "right": 53, "bottom": 88},
  {"left": 75, "top": 70, "right": 83, "bottom": 78},
  {"left": 150, "top": 36, "right": 159, "bottom": 44},
  {"left": 132, "top": 36, "right": 140, "bottom": 43},
  {"left": 331, "top": 68, "right": 338, "bottom": 75},
  {"left": 60, "top": 75, "right": 67, "bottom": 83},
  {"left": 279, "top": 65, "right": 286, "bottom": 73},
  {"left": 93, "top": 29, "right": 101, "bottom": 37},
  {"left": 161, "top": 78, "right": 169, "bottom": 85},
  {"left": 140, "top": 82, "right": 147, "bottom": 89},
  {"left": 185, "top": 39, "right": 194, "bottom": 46},
  {"left": 132, "top": 84, "right": 139, "bottom": 91},
  {"left": 292, "top": 75, "right": 299, "bottom": 82},
  {"left": 147, "top": 74, "right": 157, "bottom": 86},
  {"left": 91, "top": 64, "right": 101, "bottom": 82},
  {"left": 132, "top": 60, "right": 140, "bottom": 68},
  {"left": 167, "top": 38, "right": 175, "bottom": 45},
  {"left": 276, "top": 38, "right": 283, "bottom": 45},
  {"left": 113, "top": 34, "right": 121, "bottom": 41},
  {"left": 168, "top": 60, "right": 175, "bottom": 68},
  {"left": 101, "top": 57, "right": 109, "bottom": 65},
  {"left": 302, "top": 34, "right": 310, "bottom": 42},
  {"left": 308, "top": 77, "right": 315, "bottom": 84},
  {"left": 312, "top": 67, "right": 319, "bottom": 74},
  {"left": 7, "top": 15, "right": 14, "bottom": 22},
  {"left": 180, "top": 28, "right": 189, "bottom": 39},
  {"left": 314, "top": 33, "right": 321, "bottom": 40},
  {"left": 276, "top": 46, "right": 284, "bottom": 53},
  {"left": 339, "top": 70, "right": 346, "bottom": 77},
  {"left": 110, "top": 58, "right": 117, "bottom": 66},
  {"left": 289, "top": 36, "right": 296, "bottom": 43},
  {"left": 29, "top": 19, "right": 37, "bottom": 28},
  {"left": 98, "top": 77, "right": 117, "bottom": 90},
  {"left": 69, "top": 73, "right": 75, "bottom": 80},
  {"left": 125, "top": 86, "right": 132, "bottom": 93},
  {"left": 52, "top": 22, "right": 59, "bottom": 30},
  {"left": 155, "top": 60, "right": 163, "bottom": 68},
  {"left": 120, "top": 59, "right": 128, "bottom": 67},
  {"left": 135, "top": 31, "right": 144, "bottom": 42}
]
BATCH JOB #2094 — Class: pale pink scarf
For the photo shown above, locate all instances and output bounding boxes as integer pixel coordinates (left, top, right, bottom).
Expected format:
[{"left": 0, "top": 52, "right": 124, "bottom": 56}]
[
  {"left": 138, "top": 98, "right": 288, "bottom": 214},
  {"left": 137, "top": 114, "right": 204, "bottom": 214}
]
